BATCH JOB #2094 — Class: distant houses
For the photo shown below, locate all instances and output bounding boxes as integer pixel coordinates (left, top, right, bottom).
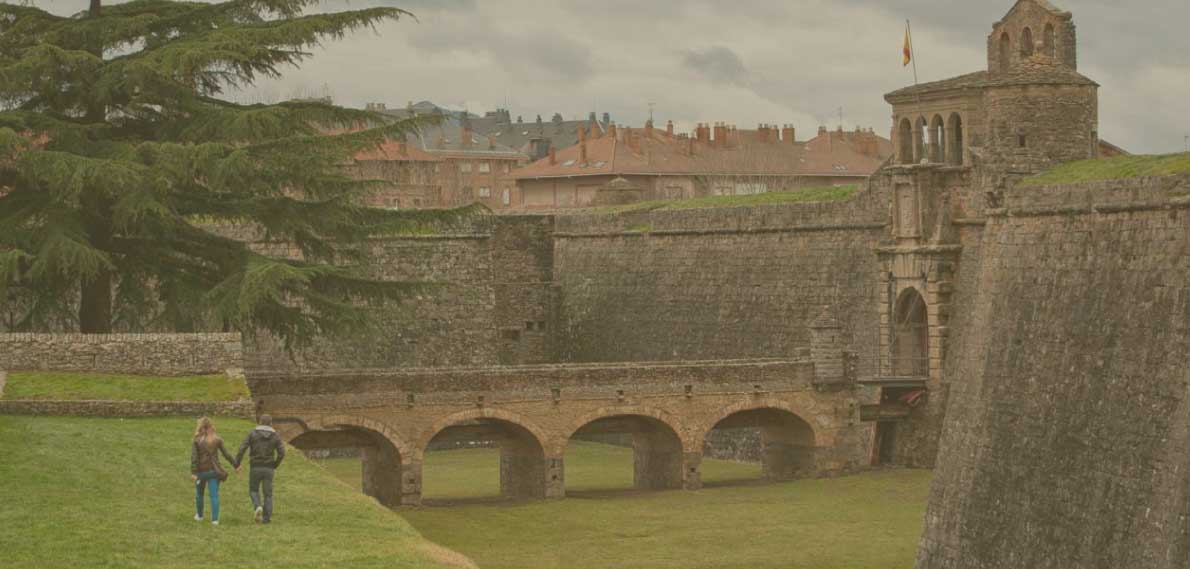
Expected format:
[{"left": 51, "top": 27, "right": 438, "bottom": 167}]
[{"left": 349, "top": 101, "right": 893, "bottom": 211}]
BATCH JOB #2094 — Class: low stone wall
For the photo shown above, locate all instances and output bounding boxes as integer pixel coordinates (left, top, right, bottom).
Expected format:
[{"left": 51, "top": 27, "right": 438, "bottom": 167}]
[
  {"left": 0, "top": 333, "right": 243, "bottom": 376},
  {"left": 0, "top": 370, "right": 6, "bottom": 398},
  {"left": 0, "top": 400, "right": 254, "bottom": 418}
]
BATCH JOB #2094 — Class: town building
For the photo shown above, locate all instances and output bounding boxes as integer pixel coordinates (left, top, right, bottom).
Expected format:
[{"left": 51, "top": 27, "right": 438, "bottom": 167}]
[
  {"left": 510, "top": 121, "right": 893, "bottom": 209},
  {"left": 348, "top": 107, "right": 530, "bottom": 210}
]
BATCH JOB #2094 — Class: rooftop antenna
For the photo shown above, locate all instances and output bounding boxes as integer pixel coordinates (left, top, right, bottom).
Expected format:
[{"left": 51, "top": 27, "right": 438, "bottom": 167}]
[{"left": 648, "top": 101, "right": 656, "bottom": 123}]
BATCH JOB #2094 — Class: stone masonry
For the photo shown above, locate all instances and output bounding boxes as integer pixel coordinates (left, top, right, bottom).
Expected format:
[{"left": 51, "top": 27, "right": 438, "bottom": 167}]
[
  {"left": 249, "top": 356, "right": 876, "bottom": 506},
  {"left": 0, "top": 333, "right": 243, "bottom": 376}
]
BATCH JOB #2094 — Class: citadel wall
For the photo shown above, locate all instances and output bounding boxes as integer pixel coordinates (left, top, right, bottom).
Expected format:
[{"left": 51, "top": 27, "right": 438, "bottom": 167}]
[
  {"left": 916, "top": 173, "right": 1190, "bottom": 569},
  {"left": 550, "top": 191, "right": 889, "bottom": 370}
]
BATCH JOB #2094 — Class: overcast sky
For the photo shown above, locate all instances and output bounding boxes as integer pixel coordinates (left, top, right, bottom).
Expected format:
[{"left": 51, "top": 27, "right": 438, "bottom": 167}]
[{"left": 33, "top": 0, "right": 1190, "bottom": 154}]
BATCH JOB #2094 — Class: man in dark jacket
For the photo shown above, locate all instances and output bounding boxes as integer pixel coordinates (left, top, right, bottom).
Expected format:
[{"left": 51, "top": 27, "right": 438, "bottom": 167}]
[{"left": 234, "top": 414, "right": 286, "bottom": 524}]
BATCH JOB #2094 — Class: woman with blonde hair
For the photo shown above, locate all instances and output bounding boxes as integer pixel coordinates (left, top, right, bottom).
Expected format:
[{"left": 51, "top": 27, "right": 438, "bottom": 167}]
[{"left": 190, "top": 417, "right": 235, "bottom": 525}]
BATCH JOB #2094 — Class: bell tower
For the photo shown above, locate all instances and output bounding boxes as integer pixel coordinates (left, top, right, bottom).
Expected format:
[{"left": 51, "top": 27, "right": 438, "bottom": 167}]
[{"left": 988, "top": 0, "right": 1078, "bottom": 75}]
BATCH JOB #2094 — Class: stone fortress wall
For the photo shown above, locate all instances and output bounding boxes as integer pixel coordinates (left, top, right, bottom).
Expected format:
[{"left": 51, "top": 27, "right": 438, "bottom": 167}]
[
  {"left": 0, "top": 332, "right": 243, "bottom": 376},
  {"left": 915, "top": 174, "right": 1190, "bottom": 569}
]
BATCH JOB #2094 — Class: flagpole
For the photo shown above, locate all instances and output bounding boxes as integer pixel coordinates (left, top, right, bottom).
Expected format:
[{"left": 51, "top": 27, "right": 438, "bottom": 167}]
[{"left": 907, "top": 19, "right": 919, "bottom": 87}]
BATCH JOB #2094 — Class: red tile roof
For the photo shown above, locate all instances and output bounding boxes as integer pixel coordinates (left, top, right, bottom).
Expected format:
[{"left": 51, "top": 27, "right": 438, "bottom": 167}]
[{"left": 511, "top": 126, "right": 892, "bottom": 180}]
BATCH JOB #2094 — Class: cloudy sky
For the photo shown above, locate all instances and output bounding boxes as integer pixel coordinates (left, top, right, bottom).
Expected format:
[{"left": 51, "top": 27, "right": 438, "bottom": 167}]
[{"left": 35, "top": 0, "right": 1190, "bottom": 153}]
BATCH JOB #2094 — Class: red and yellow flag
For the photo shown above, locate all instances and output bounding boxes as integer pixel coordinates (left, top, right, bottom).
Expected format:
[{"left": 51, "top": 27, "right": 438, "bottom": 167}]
[{"left": 903, "top": 25, "right": 913, "bottom": 66}]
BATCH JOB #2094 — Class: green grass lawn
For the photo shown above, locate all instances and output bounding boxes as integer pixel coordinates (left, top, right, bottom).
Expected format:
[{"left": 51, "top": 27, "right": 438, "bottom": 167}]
[
  {"left": 2, "top": 372, "right": 250, "bottom": 401},
  {"left": 591, "top": 185, "right": 859, "bottom": 214},
  {"left": 1021, "top": 151, "right": 1190, "bottom": 187},
  {"left": 317, "top": 444, "right": 931, "bottom": 569},
  {"left": 0, "top": 416, "right": 471, "bottom": 569}
]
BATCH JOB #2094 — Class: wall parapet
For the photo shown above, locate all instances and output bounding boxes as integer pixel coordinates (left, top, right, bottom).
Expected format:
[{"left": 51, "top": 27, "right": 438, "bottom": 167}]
[{"left": 0, "top": 333, "right": 243, "bottom": 377}]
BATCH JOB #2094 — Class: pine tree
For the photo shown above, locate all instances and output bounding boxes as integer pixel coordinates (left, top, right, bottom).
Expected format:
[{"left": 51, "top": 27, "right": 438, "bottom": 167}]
[{"left": 0, "top": 0, "right": 475, "bottom": 351}]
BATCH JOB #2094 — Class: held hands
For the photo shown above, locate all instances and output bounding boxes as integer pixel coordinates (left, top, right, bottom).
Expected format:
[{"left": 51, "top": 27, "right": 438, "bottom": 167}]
[{"left": 191, "top": 474, "right": 198, "bottom": 482}]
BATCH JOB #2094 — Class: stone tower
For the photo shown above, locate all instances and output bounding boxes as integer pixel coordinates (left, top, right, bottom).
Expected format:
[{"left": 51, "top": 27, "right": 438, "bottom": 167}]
[{"left": 885, "top": 0, "right": 1099, "bottom": 173}]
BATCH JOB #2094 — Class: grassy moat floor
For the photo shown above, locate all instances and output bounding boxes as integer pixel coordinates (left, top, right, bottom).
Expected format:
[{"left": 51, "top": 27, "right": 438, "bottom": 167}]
[{"left": 319, "top": 444, "right": 932, "bottom": 569}]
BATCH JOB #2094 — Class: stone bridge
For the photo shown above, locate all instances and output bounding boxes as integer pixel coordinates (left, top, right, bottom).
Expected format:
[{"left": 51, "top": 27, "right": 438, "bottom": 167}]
[{"left": 248, "top": 351, "right": 875, "bottom": 506}]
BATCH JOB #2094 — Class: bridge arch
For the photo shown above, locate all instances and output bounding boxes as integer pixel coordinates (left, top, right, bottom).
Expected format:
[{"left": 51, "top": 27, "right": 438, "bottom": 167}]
[
  {"left": 563, "top": 405, "right": 690, "bottom": 493},
  {"left": 699, "top": 399, "right": 820, "bottom": 482},
  {"left": 419, "top": 408, "right": 551, "bottom": 501},
  {"left": 287, "top": 415, "right": 413, "bottom": 507}
]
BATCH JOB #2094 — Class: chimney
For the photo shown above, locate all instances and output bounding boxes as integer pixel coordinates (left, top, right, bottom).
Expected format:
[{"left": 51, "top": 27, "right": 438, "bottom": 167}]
[
  {"left": 666, "top": 120, "right": 674, "bottom": 138},
  {"left": 461, "top": 118, "right": 473, "bottom": 148},
  {"left": 549, "top": 148, "right": 557, "bottom": 165},
  {"left": 714, "top": 122, "right": 728, "bottom": 147},
  {"left": 580, "top": 139, "right": 588, "bottom": 164},
  {"left": 589, "top": 112, "right": 597, "bottom": 123},
  {"left": 818, "top": 125, "right": 828, "bottom": 137},
  {"left": 602, "top": 112, "right": 611, "bottom": 125},
  {"left": 644, "top": 119, "right": 654, "bottom": 139},
  {"left": 577, "top": 124, "right": 586, "bottom": 142},
  {"left": 782, "top": 124, "right": 796, "bottom": 144},
  {"left": 696, "top": 123, "right": 711, "bottom": 144}
]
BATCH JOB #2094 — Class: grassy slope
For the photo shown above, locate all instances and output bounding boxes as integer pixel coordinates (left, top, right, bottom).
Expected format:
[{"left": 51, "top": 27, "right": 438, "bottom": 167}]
[
  {"left": 2, "top": 372, "right": 250, "bottom": 401},
  {"left": 591, "top": 185, "right": 858, "bottom": 214},
  {"left": 1021, "top": 152, "right": 1190, "bottom": 187},
  {"left": 0, "top": 416, "right": 469, "bottom": 569},
  {"left": 320, "top": 444, "right": 931, "bottom": 569}
]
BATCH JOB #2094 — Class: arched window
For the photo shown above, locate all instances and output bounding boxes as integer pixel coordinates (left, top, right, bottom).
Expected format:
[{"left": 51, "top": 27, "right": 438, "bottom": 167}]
[
  {"left": 1043, "top": 23, "right": 1056, "bottom": 57},
  {"left": 947, "top": 113, "right": 964, "bottom": 166},
  {"left": 898, "top": 118, "right": 914, "bottom": 164},
  {"left": 999, "top": 32, "right": 1011, "bottom": 72},
  {"left": 929, "top": 115, "right": 946, "bottom": 164},
  {"left": 1021, "top": 27, "right": 1034, "bottom": 57},
  {"left": 914, "top": 117, "right": 928, "bottom": 164}
]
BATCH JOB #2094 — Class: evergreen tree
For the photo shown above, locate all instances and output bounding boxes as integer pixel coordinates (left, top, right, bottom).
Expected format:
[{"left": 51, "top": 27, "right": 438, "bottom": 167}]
[{"left": 0, "top": 0, "right": 474, "bottom": 351}]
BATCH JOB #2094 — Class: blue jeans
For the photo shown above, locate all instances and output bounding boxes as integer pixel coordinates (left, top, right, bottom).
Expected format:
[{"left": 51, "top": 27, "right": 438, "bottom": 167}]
[{"left": 195, "top": 471, "right": 221, "bottom": 521}]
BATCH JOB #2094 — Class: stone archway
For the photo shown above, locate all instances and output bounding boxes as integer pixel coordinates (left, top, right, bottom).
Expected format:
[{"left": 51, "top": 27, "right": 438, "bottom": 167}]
[
  {"left": 420, "top": 408, "right": 551, "bottom": 501},
  {"left": 701, "top": 400, "right": 819, "bottom": 482},
  {"left": 563, "top": 406, "right": 689, "bottom": 493},
  {"left": 892, "top": 287, "right": 929, "bottom": 377},
  {"left": 287, "top": 415, "right": 414, "bottom": 507}
]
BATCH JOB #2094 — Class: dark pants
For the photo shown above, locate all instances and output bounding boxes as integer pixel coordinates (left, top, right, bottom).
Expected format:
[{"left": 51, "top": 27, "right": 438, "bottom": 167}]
[{"left": 249, "top": 467, "right": 275, "bottom": 522}]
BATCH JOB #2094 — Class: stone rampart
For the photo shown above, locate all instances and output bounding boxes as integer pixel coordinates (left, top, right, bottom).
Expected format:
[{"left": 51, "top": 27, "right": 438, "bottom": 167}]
[
  {"left": 0, "top": 400, "right": 254, "bottom": 418},
  {"left": 917, "top": 174, "right": 1190, "bottom": 569},
  {"left": 551, "top": 188, "right": 888, "bottom": 372},
  {"left": 0, "top": 333, "right": 243, "bottom": 376}
]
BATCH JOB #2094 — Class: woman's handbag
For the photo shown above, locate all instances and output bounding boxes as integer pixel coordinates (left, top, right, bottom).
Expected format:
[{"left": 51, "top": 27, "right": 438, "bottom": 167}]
[{"left": 209, "top": 442, "right": 229, "bottom": 482}]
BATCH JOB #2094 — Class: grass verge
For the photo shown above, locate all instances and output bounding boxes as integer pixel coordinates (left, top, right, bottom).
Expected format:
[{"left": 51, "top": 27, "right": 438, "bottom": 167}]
[
  {"left": 2, "top": 372, "right": 250, "bottom": 401},
  {"left": 1021, "top": 152, "right": 1190, "bottom": 187},
  {"left": 0, "top": 416, "right": 469, "bottom": 569},
  {"left": 318, "top": 443, "right": 930, "bottom": 569},
  {"left": 591, "top": 185, "right": 858, "bottom": 214}
]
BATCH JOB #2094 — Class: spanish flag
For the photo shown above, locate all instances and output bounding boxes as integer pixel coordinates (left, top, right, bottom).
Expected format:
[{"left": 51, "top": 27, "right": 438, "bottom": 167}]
[{"left": 903, "top": 24, "right": 913, "bottom": 66}]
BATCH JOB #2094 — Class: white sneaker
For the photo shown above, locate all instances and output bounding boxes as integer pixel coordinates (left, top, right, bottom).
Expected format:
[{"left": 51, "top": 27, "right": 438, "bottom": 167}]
[
  {"left": 254, "top": 507, "right": 263, "bottom": 523},
  {"left": 212, "top": 521, "right": 219, "bottom": 526},
  {"left": 194, "top": 514, "right": 203, "bottom": 522}
]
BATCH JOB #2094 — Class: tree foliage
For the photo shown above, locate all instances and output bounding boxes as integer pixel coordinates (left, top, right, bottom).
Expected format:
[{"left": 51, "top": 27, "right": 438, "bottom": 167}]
[{"left": 0, "top": 0, "right": 476, "bottom": 351}]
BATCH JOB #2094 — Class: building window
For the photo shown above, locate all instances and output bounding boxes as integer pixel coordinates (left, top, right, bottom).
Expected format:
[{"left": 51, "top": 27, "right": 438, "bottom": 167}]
[
  {"left": 478, "top": 187, "right": 491, "bottom": 198},
  {"left": 479, "top": 161, "right": 491, "bottom": 173},
  {"left": 1017, "top": 134, "right": 1028, "bottom": 148},
  {"left": 1044, "top": 23, "right": 1056, "bottom": 57},
  {"left": 999, "top": 32, "right": 1011, "bottom": 72},
  {"left": 1021, "top": 27, "right": 1034, "bottom": 57},
  {"left": 502, "top": 188, "right": 511, "bottom": 206},
  {"left": 460, "top": 161, "right": 473, "bottom": 173}
]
